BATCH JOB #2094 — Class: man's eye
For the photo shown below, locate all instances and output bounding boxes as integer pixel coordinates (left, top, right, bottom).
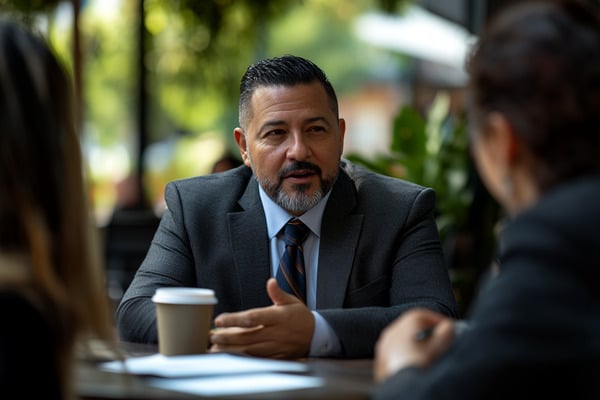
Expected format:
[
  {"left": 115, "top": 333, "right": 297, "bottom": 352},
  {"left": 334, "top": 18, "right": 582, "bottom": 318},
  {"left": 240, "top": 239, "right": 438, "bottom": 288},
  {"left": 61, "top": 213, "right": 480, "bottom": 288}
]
[
  {"left": 266, "top": 129, "right": 286, "bottom": 136},
  {"left": 308, "top": 126, "right": 326, "bottom": 133}
]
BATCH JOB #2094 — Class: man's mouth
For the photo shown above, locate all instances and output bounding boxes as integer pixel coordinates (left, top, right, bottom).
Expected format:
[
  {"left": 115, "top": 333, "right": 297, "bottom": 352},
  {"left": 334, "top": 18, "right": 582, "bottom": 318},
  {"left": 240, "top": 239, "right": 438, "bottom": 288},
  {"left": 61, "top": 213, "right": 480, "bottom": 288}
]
[
  {"left": 280, "top": 162, "right": 322, "bottom": 183},
  {"left": 284, "top": 169, "right": 316, "bottom": 179}
]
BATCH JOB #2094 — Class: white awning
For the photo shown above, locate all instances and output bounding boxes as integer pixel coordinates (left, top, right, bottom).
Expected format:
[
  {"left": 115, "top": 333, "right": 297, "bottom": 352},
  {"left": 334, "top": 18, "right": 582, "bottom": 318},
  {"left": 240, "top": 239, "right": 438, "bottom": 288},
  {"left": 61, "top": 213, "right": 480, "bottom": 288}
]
[{"left": 354, "top": 6, "right": 477, "bottom": 72}]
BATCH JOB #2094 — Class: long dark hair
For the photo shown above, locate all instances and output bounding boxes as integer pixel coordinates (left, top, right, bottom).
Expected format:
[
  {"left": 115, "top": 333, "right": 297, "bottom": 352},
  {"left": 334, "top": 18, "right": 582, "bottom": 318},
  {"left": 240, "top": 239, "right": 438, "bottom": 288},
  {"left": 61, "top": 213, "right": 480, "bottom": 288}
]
[{"left": 0, "top": 18, "right": 113, "bottom": 398}]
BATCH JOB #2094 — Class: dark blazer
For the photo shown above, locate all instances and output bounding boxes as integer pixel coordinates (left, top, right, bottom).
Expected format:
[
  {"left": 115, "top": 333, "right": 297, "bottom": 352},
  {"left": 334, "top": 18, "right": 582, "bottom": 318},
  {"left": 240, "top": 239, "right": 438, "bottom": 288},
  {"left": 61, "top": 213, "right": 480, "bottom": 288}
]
[
  {"left": 116, "top": 160, "right": 457, "bottom": 358},
  {"left": 373, "top": 175, "right": 600, "bottom": 399},
  {"left": 0, "top": 291, "right": 62, "bottom": 399}
]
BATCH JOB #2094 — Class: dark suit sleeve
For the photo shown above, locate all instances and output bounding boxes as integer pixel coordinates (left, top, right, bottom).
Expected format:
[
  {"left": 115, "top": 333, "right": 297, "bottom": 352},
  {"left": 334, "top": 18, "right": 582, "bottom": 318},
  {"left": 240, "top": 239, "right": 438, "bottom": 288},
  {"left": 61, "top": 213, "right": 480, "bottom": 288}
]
[
  {"left": 115, "top": 182, "right": 197, "bottom": 343},
  {"left": 319, "top": 187, "right": 457, "bottom": 358},
  {"left": 372, "top": 218, "right": 600, "bottom": 399}
]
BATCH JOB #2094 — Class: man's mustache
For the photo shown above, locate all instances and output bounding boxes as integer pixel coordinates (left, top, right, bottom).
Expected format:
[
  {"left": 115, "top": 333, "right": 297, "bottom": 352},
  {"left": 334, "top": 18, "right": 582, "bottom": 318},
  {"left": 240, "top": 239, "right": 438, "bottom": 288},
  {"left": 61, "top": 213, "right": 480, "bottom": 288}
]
[{"left": 279, "top": 162, "right": 321, "bottom": 179}]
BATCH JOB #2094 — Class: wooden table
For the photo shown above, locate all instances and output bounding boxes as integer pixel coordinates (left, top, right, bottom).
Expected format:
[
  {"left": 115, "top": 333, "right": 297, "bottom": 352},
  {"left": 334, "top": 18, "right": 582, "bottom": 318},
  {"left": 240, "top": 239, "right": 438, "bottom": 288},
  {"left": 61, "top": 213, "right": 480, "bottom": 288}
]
[{"left": 76, "top": 342, "right": 374, "bottom": 399}]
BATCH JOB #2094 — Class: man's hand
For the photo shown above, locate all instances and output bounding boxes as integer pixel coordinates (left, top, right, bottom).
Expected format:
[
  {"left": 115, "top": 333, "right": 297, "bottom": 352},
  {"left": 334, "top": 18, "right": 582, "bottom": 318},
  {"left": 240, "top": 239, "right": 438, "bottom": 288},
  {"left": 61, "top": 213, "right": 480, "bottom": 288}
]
[
  {"left": 209, "top": 278, "right": 315, "bottom": 359},
  {"left": 374, "top": 308, "right": 456, "bottom": 382}
]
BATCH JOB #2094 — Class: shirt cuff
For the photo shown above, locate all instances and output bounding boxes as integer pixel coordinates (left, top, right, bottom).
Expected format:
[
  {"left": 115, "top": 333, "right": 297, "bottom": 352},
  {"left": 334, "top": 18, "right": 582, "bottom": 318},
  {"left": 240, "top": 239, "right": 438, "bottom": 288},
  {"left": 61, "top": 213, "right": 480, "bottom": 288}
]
[{"left": 309, "top": 311, "right": 342, "bottom": 357}]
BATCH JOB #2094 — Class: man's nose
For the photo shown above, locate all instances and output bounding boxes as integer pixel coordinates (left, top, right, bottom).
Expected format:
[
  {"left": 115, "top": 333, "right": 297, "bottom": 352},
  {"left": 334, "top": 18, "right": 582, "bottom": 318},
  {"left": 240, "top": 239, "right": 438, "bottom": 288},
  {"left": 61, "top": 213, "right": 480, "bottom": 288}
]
[{"left": 287, "top": 133, "right": 311, "bottom": 160}]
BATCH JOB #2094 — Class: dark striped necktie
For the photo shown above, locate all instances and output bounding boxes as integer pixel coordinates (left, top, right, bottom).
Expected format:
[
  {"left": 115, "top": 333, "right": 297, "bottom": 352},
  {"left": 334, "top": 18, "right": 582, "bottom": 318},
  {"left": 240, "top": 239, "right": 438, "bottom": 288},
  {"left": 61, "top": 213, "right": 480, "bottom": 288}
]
[{"left": 276, "top": 219, "right": 310, "bottom": 303}]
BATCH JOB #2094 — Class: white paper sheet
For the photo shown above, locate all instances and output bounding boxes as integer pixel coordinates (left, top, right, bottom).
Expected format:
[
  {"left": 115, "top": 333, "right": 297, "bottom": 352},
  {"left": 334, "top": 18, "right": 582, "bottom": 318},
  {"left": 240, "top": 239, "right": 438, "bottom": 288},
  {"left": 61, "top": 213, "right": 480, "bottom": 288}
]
[
  {"left": 146, "top": 373, "right": 324, "bottom": 396},
  {"left": 100, "top": 353, "right": 310, "bottom": 378}
]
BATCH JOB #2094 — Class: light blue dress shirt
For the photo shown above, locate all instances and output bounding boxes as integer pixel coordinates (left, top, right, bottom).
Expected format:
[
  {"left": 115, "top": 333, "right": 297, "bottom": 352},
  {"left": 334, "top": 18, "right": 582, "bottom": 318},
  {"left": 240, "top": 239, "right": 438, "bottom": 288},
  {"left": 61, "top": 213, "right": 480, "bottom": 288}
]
[{"left": 258, "top": 186, "right": 342, "bottom": 357}]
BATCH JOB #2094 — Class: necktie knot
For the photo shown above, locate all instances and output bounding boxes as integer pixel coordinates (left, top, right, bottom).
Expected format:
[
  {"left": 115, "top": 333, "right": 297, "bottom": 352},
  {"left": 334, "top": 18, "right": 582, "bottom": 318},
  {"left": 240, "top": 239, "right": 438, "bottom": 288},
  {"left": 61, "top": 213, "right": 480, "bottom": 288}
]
[{"left": 282, "top": 219, "right": 310, "bottom": 247}]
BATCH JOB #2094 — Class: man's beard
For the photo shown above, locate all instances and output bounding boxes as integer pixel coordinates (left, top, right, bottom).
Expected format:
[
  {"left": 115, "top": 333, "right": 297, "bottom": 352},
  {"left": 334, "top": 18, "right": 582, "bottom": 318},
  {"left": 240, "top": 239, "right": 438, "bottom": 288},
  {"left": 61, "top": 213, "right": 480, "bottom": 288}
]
[{"left": 255, "top": 161, "right": 338, "bottom": 214}]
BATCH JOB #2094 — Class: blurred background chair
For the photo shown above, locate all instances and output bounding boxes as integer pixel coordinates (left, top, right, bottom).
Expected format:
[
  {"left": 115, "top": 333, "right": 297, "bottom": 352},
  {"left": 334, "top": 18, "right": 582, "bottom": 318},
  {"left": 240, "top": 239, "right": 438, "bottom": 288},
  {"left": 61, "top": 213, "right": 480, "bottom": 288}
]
[{"left": 102, "top": 207, "right": 160, "bottom": 310}]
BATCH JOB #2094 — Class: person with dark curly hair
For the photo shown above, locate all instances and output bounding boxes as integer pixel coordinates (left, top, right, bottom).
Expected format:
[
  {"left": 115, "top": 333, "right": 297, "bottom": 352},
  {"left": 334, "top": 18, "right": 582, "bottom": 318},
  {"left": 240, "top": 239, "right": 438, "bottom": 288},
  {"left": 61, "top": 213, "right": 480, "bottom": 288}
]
[{"left": 373, "top": 1, "right": 600, "bottom": 399}]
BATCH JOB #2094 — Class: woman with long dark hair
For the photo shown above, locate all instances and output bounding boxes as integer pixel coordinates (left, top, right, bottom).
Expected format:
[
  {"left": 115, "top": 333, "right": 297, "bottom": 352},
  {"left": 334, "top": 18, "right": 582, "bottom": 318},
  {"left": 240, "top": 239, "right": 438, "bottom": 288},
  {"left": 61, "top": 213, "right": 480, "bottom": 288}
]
[{"left": 0, "top": 19, "right": 115, "bottom": 399}]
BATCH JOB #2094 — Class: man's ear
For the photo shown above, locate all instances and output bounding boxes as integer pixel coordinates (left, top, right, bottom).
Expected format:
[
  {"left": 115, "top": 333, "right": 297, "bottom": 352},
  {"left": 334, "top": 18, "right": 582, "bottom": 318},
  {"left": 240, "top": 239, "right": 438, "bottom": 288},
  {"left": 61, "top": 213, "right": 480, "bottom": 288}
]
[
  {"left": 487, "top": 112, "right": 520, "bottom": 167},
  {"left": 337, "top": 118, "right": 346, "bottom": 155},
  {"left": 234, "top": 127, "right": 251, "bottom": 167}
]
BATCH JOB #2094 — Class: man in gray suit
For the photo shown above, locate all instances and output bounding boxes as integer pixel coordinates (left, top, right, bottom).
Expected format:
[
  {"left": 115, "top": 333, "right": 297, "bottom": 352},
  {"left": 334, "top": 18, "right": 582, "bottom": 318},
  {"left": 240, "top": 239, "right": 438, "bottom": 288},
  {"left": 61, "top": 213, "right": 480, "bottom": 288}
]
[{"left": 116, "top": 55, "right": 457, "bottom": 359}]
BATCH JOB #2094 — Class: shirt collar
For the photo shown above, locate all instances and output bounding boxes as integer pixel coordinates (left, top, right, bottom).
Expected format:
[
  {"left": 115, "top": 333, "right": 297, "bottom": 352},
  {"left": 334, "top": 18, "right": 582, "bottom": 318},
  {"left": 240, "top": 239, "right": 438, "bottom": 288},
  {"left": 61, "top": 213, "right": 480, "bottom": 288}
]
[{"left": 258, "top": 184, "right": 331, "bottom": 239}]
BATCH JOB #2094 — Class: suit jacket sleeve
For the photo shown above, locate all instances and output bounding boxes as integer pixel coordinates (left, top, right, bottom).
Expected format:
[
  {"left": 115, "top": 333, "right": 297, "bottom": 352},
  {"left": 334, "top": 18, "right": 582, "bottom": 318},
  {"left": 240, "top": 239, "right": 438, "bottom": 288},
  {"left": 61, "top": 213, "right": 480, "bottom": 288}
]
[
  {"left": 115, "top": 166, "right": 270, "bottom": 344},
  {"left": 318, "top": 164, "right": 457, "bottom": 358},
  {"left": 114, "top": 180, "right": 198, "bottom": 343}
]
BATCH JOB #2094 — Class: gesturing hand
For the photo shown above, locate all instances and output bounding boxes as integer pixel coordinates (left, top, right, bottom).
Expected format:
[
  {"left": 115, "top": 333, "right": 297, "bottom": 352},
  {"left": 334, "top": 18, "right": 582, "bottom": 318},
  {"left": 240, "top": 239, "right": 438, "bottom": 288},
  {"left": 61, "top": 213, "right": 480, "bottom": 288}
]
[{"left": 209, "top": 278, "right": 315, "bottom": 359}]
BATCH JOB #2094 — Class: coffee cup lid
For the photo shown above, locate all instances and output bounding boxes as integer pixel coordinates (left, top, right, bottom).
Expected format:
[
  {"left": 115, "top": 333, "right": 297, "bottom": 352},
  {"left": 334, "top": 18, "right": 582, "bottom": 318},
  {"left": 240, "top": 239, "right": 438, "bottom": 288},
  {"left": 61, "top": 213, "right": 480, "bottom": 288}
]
[{"left": 152, "top": 287, "right": 218, "bottom": 304}]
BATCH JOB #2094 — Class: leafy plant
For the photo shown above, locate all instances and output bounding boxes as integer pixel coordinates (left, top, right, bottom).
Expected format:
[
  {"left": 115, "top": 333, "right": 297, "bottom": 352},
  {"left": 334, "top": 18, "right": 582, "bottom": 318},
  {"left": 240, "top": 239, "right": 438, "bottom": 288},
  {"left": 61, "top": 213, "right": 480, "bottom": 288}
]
[{"left": 346, "top": 92, "right": 473, "bottom": 242}]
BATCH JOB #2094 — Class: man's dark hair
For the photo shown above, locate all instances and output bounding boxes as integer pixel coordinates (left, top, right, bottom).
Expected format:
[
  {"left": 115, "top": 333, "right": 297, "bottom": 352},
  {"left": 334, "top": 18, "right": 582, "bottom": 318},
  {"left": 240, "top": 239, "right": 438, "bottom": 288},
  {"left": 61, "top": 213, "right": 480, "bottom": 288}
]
[{"left": 238, "top": 55, "right": 339, "bottom": 128}]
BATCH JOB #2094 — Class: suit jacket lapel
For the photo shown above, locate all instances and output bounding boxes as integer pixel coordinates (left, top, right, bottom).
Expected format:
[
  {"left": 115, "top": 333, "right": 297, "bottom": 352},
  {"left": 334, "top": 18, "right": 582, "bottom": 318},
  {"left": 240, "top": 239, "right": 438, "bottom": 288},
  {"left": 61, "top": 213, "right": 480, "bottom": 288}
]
[
  {"left": 228, "top": 176, "right": 272, "bottom": 308},
  {"left": 227, "top": 169, "right": 363, "bottom": 310},
  {"left": 317, "top": 170, "right": 363, "bottom": 308}
]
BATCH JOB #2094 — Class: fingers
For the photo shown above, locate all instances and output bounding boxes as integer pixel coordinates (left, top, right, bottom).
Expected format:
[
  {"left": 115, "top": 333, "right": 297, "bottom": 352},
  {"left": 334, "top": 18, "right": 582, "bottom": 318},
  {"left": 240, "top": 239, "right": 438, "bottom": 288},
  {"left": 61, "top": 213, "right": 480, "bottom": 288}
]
[
  {"left": 214, "top": 307, "right": 280, "bottom": 329},
  {"left": 210, "top": 325, "right": 265, "bottom": 346},
  {"left": 214, "top": 310, "right": 257, "bottom": 328},
  {"left": 374, "top": 308, "right": 454, "bottom": 381},
  {"left": 266, "top": 278, "right": 300, "bottom": 306},
  {"left": 209, "top": 279, "right": 313, "bottom": 359},
  {"left": 209, "top": 325, "right": 305, "bottom": 359},
  {"left": 215, "top": 279, "right": 305, "bottom": 328},
  {"left": 423, "top": 319, "right": 456, "bottom": 360},
  {"left": 408, "top": 308, "right": 447, "bottom": 329}
]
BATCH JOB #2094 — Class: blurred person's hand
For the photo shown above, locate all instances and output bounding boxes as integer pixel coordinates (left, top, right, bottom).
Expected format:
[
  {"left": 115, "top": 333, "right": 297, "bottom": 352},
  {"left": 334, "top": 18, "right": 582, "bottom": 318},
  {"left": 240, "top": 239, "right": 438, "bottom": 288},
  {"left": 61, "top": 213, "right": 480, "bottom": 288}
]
[
  {"left": 374, "top": 308, "right": 455, "bottom": 382},
  {"left": 209, "top": 278, "right": 314, "bottom": 359}
]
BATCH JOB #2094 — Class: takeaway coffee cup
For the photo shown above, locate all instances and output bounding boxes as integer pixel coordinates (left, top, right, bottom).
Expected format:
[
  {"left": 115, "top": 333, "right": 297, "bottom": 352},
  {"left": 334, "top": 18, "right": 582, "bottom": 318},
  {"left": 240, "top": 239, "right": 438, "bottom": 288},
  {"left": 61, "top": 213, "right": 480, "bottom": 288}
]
[{"left": 152, "top": 287, "right": 218, "bottom": 356}]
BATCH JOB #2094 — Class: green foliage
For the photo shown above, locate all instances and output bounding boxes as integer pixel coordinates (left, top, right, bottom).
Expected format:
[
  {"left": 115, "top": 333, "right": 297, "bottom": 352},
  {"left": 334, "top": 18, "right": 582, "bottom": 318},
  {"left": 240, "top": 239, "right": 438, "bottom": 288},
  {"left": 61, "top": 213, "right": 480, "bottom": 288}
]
[
  {"left": 0, "top": 0, "right": 58, "bottom": 13},
  {"left": 143, "top": 0, "right": 304, "bottom": 140},
  {"left": 81, "top": 1, "right": 137, "bottom": 147},
  {"left": 347, "top": 92, "right": 473, "bottom": 241},
  {"left": 143, "top": 0, "right": 412, "bottom": 142}
]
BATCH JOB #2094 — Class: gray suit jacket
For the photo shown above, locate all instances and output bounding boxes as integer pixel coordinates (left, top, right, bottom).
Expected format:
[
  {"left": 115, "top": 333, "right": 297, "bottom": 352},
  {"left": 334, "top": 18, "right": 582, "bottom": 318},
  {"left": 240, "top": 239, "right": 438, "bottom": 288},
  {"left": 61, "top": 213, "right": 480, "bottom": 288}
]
[{"left": 116, "top": 160, "right": 457, "bottom": 357}]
